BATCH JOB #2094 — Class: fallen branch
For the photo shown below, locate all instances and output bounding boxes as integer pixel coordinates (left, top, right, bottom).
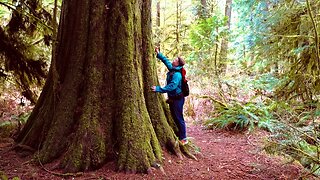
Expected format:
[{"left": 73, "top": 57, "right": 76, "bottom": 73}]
[
  {"left": 198, "top": 95, "right": 228, "bottom": 109},
  {"left": 306, "top": 0, "right": 320, "bottom": 71},
  {"left": 289, "top": 146, "right": 320, "bottom": 165}
]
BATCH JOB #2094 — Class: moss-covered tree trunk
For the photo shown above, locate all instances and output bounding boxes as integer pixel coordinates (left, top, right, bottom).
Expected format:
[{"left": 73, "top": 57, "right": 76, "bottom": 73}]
[{"left": 16, "top": 0, "right": 181, "bottom": 173}]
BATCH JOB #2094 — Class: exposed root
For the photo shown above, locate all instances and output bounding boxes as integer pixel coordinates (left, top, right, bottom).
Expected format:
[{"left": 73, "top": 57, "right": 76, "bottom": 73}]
[
  {"left": 37, "top": 157, "right": 84, "bottom": 178},
  {"left": 179, "top": 141, "right": 199, "bottom": 161},
  {"left": 12, "top": 144, "right": 35, "bottom": 153},
  {"left": 149, "top": 162, "right": 166, "bottom": 175}
]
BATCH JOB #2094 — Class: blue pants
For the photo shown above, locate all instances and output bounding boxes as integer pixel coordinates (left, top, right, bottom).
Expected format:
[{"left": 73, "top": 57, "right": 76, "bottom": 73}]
[{"left": 169, "top": 97, "right": 186, "bottom": 140}]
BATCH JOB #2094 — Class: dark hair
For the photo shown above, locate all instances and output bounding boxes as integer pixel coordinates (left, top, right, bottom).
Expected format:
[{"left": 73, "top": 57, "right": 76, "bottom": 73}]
[{"left": 178, "top": 57, "right": 185, "bottom": 66}]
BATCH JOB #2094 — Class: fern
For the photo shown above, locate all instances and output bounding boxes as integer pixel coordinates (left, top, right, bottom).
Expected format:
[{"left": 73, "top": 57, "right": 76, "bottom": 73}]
[
  {"left": 205, "top": 100, "right": 277, "bottom": 132},
  {"left": 265, "top": 104, "right": 320, "bottom": 177}
]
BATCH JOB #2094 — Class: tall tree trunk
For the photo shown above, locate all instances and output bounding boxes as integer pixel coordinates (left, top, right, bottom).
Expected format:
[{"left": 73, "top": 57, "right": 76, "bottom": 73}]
[
  {"left": 214, "top": 27, "right": 219, "bottom": 77},
  {"left": 156, "top": 0, "right": 161, "bottom": 47},
  {"left": 176, "top": 0, "right": 181, "bottom": 54},
  {"left": 157, "top": 1, "right": 161, "bottom": 27},
  {"left": 200, "top": 0, "right": 207, "bottom": 18},
  {"left": 16, "top": 0, "right": 181, "bottom": 173},
  {"left": 219, "top": 0, "right": 232, "bottom": 74}
]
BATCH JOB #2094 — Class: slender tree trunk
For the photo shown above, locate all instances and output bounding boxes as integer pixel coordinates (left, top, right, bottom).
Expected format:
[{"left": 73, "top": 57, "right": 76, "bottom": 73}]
[
  {"left": 219, "top": 0, "right": 232, "bottom": 74},
  {"left": 156, "top": 0, "right": 161, "bottom": 47},
  {"left": 200, "top": 0, "right": 207, "bottom": 18},
  {"left": 157, "top": 1, "right": 161, "bottom": 27},
  {"left": 17, "top": 0, "right": 181, "bottom": 173},
  {"left": 176, "top": 0, "right": 181, "bottom": 54},
  {"left": 214, "top": 27, "right": 219, "bottom": 77}
]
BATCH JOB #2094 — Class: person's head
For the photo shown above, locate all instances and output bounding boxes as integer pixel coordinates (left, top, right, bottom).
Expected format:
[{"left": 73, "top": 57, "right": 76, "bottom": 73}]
[{"left": 172, "top": 56, "right": 185, "bottom": 67}]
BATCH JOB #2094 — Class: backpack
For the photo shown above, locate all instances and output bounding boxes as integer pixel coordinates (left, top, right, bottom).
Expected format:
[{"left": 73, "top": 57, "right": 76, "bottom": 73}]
[{"left": 172, "top": 68, "right": 189, "bottom": 97}]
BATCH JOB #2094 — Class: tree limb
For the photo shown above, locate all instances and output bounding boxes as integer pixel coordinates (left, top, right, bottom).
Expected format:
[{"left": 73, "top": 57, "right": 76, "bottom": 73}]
[
  {"left": 198, "top": 95, "right": 228, "bottom": 109},
  {"left": 306, "top": 0, "right": 320, "bottom": 72}
]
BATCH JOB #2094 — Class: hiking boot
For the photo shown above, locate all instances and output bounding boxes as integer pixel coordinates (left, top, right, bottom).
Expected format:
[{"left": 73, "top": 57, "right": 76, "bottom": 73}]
[{"left": 180, "top": 139, "right": 188, "bottom": 145}]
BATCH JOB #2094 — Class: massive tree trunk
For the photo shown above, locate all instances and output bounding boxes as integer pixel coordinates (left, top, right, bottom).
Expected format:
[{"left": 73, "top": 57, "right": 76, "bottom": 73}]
[{"left": 16, "top": 0, "right": 181, "bottom": 173}]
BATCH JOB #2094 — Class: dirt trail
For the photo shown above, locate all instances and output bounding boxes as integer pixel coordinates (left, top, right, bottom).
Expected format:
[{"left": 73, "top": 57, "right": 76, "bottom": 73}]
[{"left": 0, "top": 125, "right": 307, "bottom": 179}]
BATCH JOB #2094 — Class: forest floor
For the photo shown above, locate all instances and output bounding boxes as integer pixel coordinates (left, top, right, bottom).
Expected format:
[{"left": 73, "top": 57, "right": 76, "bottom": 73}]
[{"left": 1, "top": 124, "right": 315, "bottom": 180}]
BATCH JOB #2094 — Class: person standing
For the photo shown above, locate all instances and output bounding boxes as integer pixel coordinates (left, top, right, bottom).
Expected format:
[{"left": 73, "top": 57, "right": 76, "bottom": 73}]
[{"left": 151, "top": 47, "right": 188, "bottom": 145}]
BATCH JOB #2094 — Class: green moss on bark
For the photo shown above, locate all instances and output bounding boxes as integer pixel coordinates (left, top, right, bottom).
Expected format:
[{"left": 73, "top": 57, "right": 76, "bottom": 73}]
[{"left": 17, "top": 0, "right": 183, "bottom": 174}]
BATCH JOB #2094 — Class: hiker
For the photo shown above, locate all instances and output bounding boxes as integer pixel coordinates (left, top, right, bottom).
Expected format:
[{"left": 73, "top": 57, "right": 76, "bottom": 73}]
[{"left": 151, "top": 47, "right": 188, "bottom": 145}]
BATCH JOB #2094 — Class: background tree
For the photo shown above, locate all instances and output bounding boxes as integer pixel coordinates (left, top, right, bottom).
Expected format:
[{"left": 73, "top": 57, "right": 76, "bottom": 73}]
[
  {"left": 214, "top": 0, "right": 320, "bottom": 175},
  {"left": 152, "top": 0, "right": 192, "bottom": 57},
  {"left": 234, "top": 0, "right": 319, "bottom": 101},
  {"left": 200, "top": 0, "right": 207, "bottom": 18},
  {"left": 0, "top": 0, "right": 59, "bottom": 103},
  {"left": 188, "top": 0, "right": 227, "bottom": 85},
  {"left": 154, "top": 0, "right": 161, "bottom": 47},
  {"left": 219, "top": 0, "right": 232, "bottom": 74},
  {"left": 175, "top": 0, "right": 182, "bottom": 54},
  {"left": 16, "top": 0, "right": 187, "bottom": 173}
]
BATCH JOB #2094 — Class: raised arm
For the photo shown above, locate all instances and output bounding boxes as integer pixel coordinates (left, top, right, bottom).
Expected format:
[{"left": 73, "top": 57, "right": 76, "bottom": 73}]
[{"left": 155, "top": 47, "right": 173, "bottom": 70}]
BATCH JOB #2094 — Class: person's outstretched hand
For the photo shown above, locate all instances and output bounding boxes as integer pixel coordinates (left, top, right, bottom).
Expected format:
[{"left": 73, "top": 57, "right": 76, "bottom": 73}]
[
  {"left": 155, "top": 47, "right": 160, "bottom": 54},
  {"left": 151, "top": 86, "right": 156, "bottom": 92}
]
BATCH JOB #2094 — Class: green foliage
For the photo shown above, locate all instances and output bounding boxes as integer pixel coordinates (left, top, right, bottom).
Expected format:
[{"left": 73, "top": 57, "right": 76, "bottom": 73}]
[
  {"left": 0, "top": 171, "right": 8, "bottom": 180},
  {"left": 205, "top": 89, "right": 320, "bottom": 176},
  {"left": 152, "top": 0, "right": 320, "bottom": 177},
  {"left": 188, "top": 13, "right": 228, "bottom": 76},
  {"left": 152, "top": 0, "right": 193, "bottom": 57},
  {"left": 0, "top": 113, "right": 29, "bottom": 138},
  {"left": 253, "top": 71, "right": 281, "bottom": 93},
  {"left": 0, "top": 0, "right": 61, "bottom": 103},
  {"left": 203, "top": 69, "right": 282, "bottom": 132},
  {"left": 234, "top": 0, "right": 320, "bottom": 101},
  {"left": 265, "top": 105, "right": 320, "bottom": 176},
  {"left": 190, "top": 15, "right": 227, "bottom": 52},
  {"left": 205, "top": 100, "right": 277, "bottom": 132},
  {"left": 0, "top": 171, "right": 20, "bottom": 180}
]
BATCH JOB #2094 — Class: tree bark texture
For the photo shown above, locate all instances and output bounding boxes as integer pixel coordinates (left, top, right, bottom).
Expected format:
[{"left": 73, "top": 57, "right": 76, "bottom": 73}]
[
  {"left": 200, "top": 0, "right": 207, "bottom": 18},
  {"left": 16, "top": 0, "right": 180, "bottom": 173},
  {"left": 155, "top": 0, "right": 161, "bottom": 47}
]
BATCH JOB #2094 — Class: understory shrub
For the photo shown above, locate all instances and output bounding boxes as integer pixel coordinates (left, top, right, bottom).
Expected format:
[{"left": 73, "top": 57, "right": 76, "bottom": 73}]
[{"left": 204, "top": 100, "right": 277, "bottom": 132}]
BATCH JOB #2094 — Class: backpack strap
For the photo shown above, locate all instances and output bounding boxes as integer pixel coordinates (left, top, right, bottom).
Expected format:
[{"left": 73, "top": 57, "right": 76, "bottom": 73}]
[
  {"left": 169, "top": 69, "right": 180, "bottom": 82},
  {"left": 172, "top": 68, "right": 187, "bottom": 82}
]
